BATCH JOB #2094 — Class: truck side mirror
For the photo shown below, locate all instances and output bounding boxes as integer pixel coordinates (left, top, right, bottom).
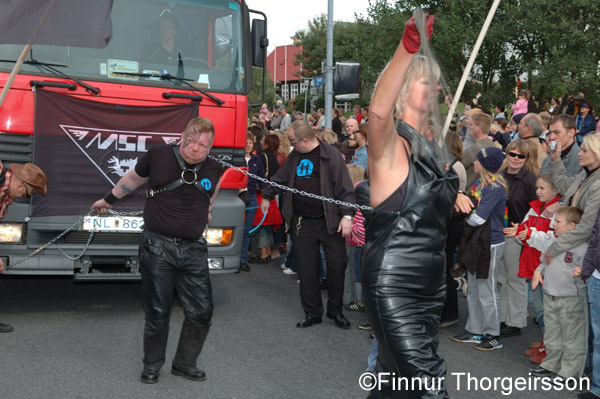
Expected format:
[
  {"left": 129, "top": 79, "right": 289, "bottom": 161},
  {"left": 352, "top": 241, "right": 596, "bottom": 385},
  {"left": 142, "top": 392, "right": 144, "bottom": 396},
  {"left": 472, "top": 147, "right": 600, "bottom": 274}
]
[{"left": 251, "top": 19, "right": 268, "bottom": 67}]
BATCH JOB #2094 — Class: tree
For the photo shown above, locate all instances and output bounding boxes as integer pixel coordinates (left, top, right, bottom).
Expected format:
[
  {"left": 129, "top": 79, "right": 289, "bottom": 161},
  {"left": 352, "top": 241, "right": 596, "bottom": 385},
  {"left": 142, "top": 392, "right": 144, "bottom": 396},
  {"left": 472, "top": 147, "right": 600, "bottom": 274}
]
[{"left": 248, "top": 66, "right": 275, "bottom": 114}]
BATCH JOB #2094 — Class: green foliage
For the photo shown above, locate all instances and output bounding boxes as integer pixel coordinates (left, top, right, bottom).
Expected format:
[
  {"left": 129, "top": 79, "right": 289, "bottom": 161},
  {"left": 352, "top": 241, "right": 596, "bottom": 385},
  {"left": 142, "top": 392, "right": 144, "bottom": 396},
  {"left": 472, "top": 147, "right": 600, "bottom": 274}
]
[
  {"left": 292, "top": 0, "right": 600, "bottom": 109},
  {"left": 248, "top": 66, "right": 276, "bottom": 114}
]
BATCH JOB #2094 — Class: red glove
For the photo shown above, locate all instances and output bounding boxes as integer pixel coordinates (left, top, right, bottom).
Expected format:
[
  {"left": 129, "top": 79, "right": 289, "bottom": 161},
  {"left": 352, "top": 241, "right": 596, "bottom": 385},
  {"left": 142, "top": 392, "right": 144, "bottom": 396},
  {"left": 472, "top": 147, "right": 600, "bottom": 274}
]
[{"left": 402, "top": 14, "right": 435, "bottom": 53}]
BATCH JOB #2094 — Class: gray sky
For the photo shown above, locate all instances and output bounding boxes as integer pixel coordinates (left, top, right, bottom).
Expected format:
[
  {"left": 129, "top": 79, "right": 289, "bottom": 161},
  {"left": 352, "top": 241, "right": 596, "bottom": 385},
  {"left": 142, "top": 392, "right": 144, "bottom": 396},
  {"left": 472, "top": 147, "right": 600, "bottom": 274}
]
[{"left": 246, "top": 0, "right": 372, "bottom": 51}]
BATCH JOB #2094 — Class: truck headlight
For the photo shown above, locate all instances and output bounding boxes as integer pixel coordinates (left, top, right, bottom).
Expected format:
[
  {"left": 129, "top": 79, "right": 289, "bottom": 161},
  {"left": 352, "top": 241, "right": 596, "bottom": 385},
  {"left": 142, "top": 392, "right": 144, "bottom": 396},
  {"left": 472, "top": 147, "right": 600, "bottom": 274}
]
[
  {"left": 203, "top": 228, "right": 234, "bottom": 246},
  {"left": 0, "top": 223, "right": 24, "bottom": 244}
]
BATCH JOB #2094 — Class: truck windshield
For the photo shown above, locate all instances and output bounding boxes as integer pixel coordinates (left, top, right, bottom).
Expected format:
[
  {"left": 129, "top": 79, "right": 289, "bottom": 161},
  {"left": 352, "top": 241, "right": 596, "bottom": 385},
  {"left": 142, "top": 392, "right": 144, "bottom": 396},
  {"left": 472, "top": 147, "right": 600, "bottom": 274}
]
[{"left": 0, "top": 0, "right": 246, "bottom": 93}]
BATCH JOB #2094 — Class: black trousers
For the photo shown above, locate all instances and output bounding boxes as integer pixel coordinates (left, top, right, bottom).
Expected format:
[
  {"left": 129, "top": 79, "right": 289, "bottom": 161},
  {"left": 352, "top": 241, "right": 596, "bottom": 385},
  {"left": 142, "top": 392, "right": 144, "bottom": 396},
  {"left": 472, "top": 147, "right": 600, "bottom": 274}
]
[
  {"left": 139, "top": 230, "right": 213, "bottom": 370},
  {"left": 441, "top": 217, "right": 464, "bottom": 322},
  {"left": 291, "top": 216, "right": 347, "bottom": 318}
]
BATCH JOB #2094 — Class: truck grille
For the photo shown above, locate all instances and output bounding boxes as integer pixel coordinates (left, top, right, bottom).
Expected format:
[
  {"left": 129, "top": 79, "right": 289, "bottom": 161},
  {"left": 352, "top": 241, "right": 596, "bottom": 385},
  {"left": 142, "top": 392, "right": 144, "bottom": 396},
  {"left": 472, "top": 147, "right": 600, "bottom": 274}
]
[
  {"left": 0, "top": 132, "right": 33, "bottom": 164},
  {"left": 64, "top": 231, "right": 141, "bottom": 245}
]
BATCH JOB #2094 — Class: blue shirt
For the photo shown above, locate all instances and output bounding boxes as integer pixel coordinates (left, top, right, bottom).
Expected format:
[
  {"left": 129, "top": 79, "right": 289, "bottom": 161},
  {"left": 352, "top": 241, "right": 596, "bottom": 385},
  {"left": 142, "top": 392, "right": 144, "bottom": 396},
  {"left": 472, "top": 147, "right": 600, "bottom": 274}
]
[
  {"left": 351, "top": 146, "right": 368, "bottom": 171},
  {"left": 470, "top": 183, "right": 507, "bottom": 245}
]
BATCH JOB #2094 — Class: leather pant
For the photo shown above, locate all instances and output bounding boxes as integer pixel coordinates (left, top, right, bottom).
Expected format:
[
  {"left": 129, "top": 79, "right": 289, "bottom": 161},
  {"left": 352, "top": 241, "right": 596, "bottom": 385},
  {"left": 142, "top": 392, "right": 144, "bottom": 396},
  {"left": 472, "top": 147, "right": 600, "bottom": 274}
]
[
  {"left": 139, "top": 230, "right": 213, "bottom": 370},
  {"left": 363, "top": 212, "right": 448, "bottom": 399}
]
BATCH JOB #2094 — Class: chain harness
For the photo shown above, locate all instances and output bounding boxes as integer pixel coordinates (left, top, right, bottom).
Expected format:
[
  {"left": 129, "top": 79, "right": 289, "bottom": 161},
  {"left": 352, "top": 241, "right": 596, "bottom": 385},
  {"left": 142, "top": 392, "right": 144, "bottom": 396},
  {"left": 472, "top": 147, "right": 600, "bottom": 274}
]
[{"left": 4, "top": 154, "right": 371, "bottom": 270}]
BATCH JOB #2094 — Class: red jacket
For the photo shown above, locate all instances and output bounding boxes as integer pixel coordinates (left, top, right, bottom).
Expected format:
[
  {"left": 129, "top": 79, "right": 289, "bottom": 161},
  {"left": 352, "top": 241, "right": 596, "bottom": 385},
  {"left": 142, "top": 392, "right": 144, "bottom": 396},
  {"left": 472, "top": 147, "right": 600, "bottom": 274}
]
[{"left": 517, "top": 196, "right": 561, "bottom": 279}]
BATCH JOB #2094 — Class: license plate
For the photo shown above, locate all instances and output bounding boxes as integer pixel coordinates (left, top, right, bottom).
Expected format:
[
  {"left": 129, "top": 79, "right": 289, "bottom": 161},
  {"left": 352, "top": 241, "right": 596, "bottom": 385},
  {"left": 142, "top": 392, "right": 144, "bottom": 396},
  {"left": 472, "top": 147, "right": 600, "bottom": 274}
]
[{"left": 83, "top": 216, "right": 144, "bottom": 232}]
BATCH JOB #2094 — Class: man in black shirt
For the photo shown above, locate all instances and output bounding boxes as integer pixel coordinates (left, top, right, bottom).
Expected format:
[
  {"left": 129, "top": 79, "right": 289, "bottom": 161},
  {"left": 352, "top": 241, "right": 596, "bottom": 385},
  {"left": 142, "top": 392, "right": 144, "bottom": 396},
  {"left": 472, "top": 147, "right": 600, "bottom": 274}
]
[
  {"left": 261, "top": 120, "right": 356, "bottom": 329},
  {"left": 92, "top": 117, "right": 223, "bottom": 384}
]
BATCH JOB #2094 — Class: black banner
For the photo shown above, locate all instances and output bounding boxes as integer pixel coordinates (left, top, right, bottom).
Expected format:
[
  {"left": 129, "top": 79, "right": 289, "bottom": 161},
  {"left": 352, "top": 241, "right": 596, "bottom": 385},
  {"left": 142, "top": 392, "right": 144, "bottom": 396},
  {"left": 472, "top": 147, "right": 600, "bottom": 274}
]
[{"left": 32, "top": 89, "right": 198, "bottom": 216}]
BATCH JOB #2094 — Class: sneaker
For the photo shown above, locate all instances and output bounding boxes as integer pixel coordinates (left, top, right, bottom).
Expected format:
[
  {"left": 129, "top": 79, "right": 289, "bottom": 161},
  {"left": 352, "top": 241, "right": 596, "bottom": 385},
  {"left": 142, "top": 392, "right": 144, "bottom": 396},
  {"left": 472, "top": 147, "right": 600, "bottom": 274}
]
[
  {"left": 345, "top": 301, "right": 365, "bottom": 312},
  {"left": 452, "top": 331, "right": 484, "bottom": 343},
  {"left": 529, "top": 340, "right": 543, "bottom": 349},
  {"left": 524, "top": 345, "right": 545, "bottom": 357},
  {"left": 475, "top": 335, "right": 503, "bottom": 351},
  {"left": 357, "top": 322, "right": 371, "bottom": 330},
  {"left": 282, "top": 267, "right": 297, "bottom": 275}
]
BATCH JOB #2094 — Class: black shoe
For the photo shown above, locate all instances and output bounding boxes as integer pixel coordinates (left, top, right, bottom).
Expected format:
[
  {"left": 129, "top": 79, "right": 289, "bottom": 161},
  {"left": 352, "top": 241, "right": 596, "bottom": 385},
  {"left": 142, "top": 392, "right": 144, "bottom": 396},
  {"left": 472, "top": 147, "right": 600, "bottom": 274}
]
[
  {"left": 296, "top": 316, "right": 322, "bottom": 328},
  {"left": 171, "top": 364, "right": 206, "bottom": 381},
  {"left": 240, "top": 262, "right": 251, "bottom": 272},
  {"left": 0, "top": 322, "right": 14, "bottom": 333},
  {"left": 500, "top": 326, "right": 521, "bottom": 337},
  {"left": 140, "top": 368, "right": 160, "bottom": 384},
  {"left": 327, "top": 313, "right": 351, "bottom": 329},
  {"left": 500, "top": 322, "right": 507, "bottom": 331},
  {"left": 249, "top": 255, "right": 270, "bottom": 264},
  {"left": 530, "top": 367, "right": 555, "bottom": 378}
]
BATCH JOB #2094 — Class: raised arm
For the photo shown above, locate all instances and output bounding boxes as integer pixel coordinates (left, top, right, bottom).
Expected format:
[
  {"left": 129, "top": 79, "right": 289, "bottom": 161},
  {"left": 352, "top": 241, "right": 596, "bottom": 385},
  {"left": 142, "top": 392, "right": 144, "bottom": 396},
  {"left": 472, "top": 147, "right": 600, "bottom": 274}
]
[
  {"left": 367, "top": 15, "right": 433, "bottom": 161},
  {"left": 91, "top": 169, "right": 148, "bottom": 213}
]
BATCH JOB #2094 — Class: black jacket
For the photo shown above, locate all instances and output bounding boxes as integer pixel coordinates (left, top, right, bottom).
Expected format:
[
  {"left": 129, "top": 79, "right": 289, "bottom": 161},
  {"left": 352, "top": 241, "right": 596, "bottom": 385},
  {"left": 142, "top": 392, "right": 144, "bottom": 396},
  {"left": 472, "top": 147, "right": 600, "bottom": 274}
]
[
  {"left": 262, "top": 139, "right": 356, "bottom": 235},
  {"left": 459, "top": 220, "right": 492, "bottom": 279},
  {"left": 501, "top": 167, "right": 537, "bottom": 225}
]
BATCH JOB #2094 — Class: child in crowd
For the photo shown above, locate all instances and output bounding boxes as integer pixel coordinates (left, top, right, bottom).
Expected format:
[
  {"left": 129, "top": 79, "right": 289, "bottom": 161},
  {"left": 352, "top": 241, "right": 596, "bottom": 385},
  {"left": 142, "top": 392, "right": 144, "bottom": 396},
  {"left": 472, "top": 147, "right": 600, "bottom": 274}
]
[
  {"left": 503, "top": 175, "right": 561, "bottom": 362},
  {"left": 527, "top": 206, "right": 588, "bottom": 379},
  {"left": 453, "top": 147, "right": 507, "bottom": 351},
  {"left": 512, "top": 90, "right": 529, "bottom": 116}
]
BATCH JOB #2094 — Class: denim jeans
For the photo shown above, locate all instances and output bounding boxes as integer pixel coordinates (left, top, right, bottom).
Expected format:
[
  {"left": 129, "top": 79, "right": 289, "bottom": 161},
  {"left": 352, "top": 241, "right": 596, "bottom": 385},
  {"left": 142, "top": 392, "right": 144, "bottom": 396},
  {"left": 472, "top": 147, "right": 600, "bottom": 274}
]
[
  {"left": 587, "top": 276, "right": 600, "bottom": 396},
  {"left": 240, "top": 195, "right": 257, "bottom": 263},
  {"left": 368, "top": 337, "right": 378, "bottom": 372}
]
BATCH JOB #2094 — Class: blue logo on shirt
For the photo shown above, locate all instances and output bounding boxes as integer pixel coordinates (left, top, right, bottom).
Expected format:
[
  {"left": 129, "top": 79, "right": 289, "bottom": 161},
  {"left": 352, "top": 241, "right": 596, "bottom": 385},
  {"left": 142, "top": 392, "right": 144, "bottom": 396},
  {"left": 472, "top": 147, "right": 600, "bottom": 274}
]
[
  {"left": 296, "top": 159, "right": 314, "bottom": 178},
  {"left": 200, "top": 178, "right": 212, "bottom": 191}
]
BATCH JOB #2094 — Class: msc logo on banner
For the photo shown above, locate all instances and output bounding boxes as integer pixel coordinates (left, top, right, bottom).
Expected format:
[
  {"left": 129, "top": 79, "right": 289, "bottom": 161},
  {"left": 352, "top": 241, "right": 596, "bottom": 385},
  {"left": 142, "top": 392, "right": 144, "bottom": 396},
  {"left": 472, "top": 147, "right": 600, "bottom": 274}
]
[{"left": 60, "top": 125, "right": 181, "bottom": 184}]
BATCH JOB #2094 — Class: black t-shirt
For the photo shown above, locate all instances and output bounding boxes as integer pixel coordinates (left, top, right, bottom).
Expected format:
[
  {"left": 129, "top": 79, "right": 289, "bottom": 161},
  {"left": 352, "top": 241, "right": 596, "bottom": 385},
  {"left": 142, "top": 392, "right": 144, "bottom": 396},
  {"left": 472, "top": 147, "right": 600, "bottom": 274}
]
[
  {"left": 135, "top": 144, "right": 223, "bottom": 239},
  {"left": 293, "top": 145, "right": 323, "bottom": 217}
]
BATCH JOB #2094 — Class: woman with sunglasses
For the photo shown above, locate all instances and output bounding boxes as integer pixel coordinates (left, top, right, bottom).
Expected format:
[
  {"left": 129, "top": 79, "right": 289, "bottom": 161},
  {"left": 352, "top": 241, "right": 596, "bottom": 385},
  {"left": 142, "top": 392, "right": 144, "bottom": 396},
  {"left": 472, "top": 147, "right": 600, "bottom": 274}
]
[{"left": 497, "top": 141, "right": 538, "bottom": 339}]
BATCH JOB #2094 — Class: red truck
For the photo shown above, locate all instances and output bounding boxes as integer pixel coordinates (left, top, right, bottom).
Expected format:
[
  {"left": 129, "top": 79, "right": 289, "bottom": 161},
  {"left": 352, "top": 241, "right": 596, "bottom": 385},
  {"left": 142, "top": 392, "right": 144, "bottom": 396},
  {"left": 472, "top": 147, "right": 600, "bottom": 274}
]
[{"left": 0, "top": 0, "right": 267, "bottom": 279}]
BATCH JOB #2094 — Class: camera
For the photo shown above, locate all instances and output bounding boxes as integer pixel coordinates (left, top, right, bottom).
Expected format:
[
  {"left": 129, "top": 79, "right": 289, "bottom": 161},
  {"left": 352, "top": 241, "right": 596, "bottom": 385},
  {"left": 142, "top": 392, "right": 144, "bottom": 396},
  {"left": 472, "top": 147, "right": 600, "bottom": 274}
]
[{"left": 549, "top": 141, "right": 557, "bottom": 151}]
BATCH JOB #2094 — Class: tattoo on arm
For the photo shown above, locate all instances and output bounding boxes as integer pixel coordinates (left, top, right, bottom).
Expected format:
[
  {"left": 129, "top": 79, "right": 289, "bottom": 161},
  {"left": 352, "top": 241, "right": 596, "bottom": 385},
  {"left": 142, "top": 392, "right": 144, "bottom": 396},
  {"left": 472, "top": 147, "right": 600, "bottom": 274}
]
[{"left": 120, "top": 184, "right": 133, "bottom": 195}]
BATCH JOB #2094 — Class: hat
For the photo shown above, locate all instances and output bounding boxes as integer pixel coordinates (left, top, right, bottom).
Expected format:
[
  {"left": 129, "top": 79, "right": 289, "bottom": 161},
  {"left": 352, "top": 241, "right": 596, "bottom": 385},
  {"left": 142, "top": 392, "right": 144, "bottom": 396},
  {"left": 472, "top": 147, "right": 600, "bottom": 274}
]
[
  {"left": 476, "top": 147, "right": 504, "bottom": 174},
  {"left": 10, "top": 163, "right": 47, "bottom": 195},
  {"left": 580, "top": 103, "right": 590, "bottom": 109},
  {"left": 573, "top": 94, "right": 584, "bottom": 100}
]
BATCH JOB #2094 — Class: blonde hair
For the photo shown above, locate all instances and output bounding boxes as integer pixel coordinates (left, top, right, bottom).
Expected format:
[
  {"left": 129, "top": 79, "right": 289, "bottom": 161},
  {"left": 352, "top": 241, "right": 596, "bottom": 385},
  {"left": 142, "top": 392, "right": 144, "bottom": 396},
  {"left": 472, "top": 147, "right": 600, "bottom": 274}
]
[
  {"left": 275, "top": 131, "right": 291, "bottom": 155},
  {"left": 582, "top": 132, "right": 600, "bottom": 163},
  {"left": 346, "top": 164, "right": 364, "bottom": 186},
  {"left": 556, "top": 206, "right": 583, "bottom": 225},
  {"left": 505, "top": 140, "right": 540, "bottom": 176},
  {"left": 319, "top": 131, "right": 338, "bottom": 144},
  {"left": 375, "top": 55, "right": 441, "bottom": 120},
  {"left": 477, "top": 168, "right": 507, "bottom": 193}
]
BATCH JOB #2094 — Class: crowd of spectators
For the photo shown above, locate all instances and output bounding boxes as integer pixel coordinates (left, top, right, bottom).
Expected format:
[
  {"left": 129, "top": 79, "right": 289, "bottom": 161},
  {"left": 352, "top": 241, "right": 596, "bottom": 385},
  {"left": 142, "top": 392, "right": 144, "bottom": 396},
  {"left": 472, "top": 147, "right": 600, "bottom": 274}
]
[{"left": 244, "top": 90, "right": 600, "bottom": 397}]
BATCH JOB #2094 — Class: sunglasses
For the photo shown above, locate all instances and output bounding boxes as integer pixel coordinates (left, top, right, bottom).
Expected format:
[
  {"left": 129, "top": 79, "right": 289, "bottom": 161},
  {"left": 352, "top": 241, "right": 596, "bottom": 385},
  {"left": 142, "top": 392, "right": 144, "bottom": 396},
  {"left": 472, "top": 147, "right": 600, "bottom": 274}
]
[{"left": 507, "top": 152, "right": 526, "bottom": 160}]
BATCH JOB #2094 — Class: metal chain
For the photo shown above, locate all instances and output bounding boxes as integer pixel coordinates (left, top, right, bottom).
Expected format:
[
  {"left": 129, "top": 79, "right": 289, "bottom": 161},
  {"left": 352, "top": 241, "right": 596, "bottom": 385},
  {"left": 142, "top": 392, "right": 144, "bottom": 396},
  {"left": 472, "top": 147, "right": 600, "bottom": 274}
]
[
  {"left": 6, "top": 212, "right": 93, "bottom": 269},
  {"left": 5, "top": 209, "right": 145, "bottom": 269},
  {"left": 208, "top": 155, "right": 373, "bottom": 211}
]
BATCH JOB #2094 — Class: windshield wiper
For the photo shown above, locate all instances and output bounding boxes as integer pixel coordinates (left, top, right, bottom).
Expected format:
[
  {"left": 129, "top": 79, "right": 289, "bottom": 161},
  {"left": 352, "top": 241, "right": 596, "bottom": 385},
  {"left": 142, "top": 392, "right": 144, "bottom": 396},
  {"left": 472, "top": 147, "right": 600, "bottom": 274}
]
[
  {"left": 119, "top": 71, "right": 225, "bottom": 106},
  {"left": 0, "top": 58, "right": 100, "bottom": 95}
]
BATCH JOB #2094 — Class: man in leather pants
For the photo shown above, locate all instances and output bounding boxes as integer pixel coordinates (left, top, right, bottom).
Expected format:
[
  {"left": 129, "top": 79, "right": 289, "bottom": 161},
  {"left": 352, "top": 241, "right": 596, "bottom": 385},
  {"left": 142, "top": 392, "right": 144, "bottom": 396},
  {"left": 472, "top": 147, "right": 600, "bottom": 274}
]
[{"left": 92, "top": 117, "right": 223, "bottom": 384}]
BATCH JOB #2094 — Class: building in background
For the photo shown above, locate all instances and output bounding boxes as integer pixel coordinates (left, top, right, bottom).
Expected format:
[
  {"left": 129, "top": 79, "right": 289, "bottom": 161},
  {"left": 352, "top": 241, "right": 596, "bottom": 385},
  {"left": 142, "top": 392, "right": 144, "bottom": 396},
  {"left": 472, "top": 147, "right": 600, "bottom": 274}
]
[{"left": 266, "top": 44, "right": 307, "bottom": 102}]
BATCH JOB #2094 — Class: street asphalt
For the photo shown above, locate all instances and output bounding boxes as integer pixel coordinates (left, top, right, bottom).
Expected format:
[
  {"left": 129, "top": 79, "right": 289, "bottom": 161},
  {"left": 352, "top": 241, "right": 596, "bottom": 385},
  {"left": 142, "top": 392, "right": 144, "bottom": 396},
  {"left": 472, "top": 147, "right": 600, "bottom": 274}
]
[{"left": 0, "top": 258, "right": 591, "bottom": 399}]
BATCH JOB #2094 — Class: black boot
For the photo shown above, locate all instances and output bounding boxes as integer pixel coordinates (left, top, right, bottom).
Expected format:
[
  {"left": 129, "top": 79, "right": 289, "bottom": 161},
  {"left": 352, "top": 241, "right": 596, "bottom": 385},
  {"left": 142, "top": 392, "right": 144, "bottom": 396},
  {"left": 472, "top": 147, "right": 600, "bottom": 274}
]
[
  {"left": 171, "top": 318, "right": 210, "bottom": 381},
  {"left": 141, "top": 320, "right": 170, "bottom": 383}
]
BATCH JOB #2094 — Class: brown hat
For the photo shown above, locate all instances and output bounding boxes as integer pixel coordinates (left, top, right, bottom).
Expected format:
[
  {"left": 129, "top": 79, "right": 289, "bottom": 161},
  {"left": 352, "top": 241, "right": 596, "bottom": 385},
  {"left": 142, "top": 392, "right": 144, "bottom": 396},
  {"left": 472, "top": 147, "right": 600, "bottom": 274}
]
[{"left": 10, "top": 163, "right": 47, "bottom": 196}]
